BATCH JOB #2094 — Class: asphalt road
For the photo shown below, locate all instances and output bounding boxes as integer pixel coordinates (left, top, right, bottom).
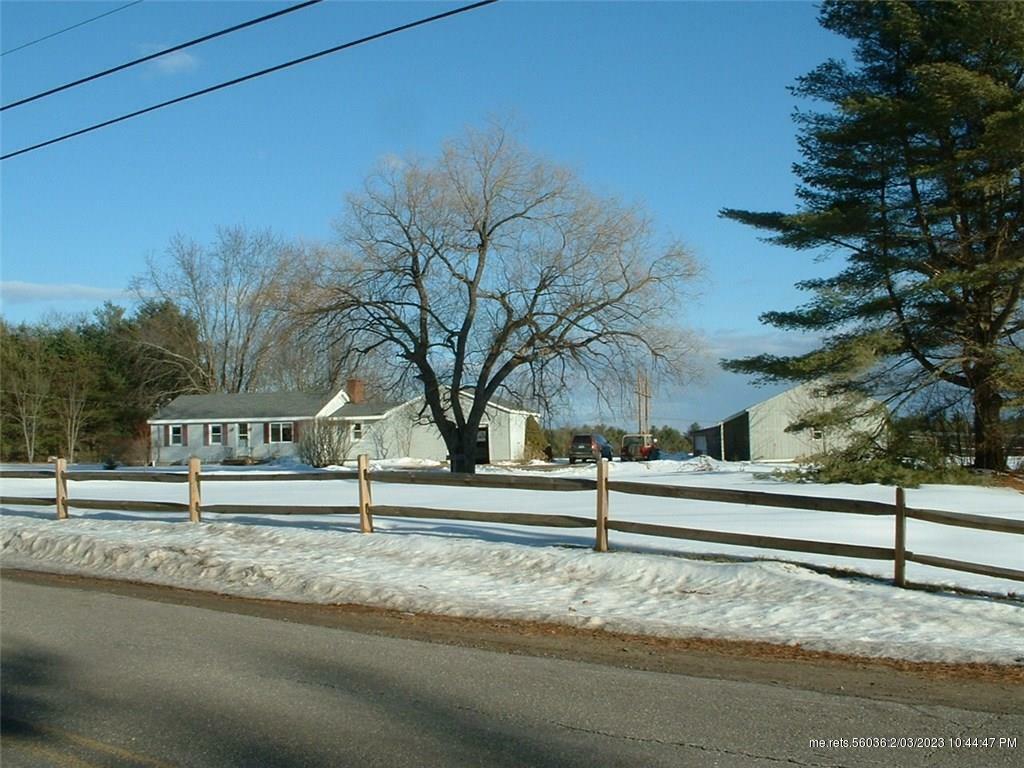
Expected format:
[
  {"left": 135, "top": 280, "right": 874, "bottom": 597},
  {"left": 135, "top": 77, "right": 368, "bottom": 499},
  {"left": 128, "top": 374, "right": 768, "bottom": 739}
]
[{"left": 2, "top": 574, "right": 1021, "bottom": 768}]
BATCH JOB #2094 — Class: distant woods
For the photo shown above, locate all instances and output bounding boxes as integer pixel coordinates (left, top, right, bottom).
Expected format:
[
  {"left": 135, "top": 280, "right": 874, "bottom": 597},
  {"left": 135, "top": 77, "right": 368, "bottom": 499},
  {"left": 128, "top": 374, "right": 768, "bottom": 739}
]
[
  {"left": 542, "top": 424, "right": 694, "bottom": 458},
  {"left": 1, "top": 302, "right": 199, "bottom": 463},
  {"left": 0, "top": 226, "right": 351, "bottom": 463}
]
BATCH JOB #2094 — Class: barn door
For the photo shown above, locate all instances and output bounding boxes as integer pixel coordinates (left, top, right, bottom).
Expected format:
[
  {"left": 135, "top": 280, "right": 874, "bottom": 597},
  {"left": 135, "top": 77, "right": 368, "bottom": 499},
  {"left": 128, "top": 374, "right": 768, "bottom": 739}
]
[{"left": 475, "top": 425, "right": 490, "bottom": 465}]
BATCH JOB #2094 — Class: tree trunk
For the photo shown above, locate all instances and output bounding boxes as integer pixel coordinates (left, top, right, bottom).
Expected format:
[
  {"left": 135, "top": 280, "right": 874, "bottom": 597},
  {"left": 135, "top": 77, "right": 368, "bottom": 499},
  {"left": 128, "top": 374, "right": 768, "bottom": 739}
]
[
  {"left": 972, "top": 382, "right": 1006, "bottom": 471},
  {"left": 448, "top": 426, "right": 479, "bottom": 474}
]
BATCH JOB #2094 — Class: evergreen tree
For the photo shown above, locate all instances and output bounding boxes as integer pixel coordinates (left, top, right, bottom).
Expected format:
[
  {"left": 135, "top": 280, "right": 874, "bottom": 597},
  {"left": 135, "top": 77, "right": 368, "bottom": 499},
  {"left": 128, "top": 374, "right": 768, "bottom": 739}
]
[
  {"left": 0, "top": 303, "right": 201, "bottom": 464},
  {"left": 721, "top": 1, "right": 1023, "bottom": 471},
  {"left": 650, "top": 425, "right": 691, "bottom": 452}
]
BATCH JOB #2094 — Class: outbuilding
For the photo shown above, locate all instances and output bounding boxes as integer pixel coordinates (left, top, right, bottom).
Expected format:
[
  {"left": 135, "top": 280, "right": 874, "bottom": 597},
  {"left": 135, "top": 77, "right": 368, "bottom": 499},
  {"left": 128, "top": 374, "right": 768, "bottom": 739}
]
[{"left": 692, "top": 382, "right": 884, "bottom": 462}]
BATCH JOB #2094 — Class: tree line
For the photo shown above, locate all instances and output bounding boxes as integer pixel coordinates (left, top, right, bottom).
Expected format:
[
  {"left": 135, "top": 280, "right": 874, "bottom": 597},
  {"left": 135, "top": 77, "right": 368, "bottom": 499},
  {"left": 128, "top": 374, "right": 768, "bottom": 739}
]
[
  {"left": 539, "top": 424, "right": 694, "bottom": 459},
  {"left": 1, "top": 302, "right": 198, "bottom": 463}
]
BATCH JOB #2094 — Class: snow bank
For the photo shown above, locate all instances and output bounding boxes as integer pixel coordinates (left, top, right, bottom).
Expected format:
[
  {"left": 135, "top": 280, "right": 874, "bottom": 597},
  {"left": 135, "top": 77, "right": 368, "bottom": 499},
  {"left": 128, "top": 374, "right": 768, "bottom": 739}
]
[{"left": 3, "top": 513, "right": 1022, "bottom": 665}]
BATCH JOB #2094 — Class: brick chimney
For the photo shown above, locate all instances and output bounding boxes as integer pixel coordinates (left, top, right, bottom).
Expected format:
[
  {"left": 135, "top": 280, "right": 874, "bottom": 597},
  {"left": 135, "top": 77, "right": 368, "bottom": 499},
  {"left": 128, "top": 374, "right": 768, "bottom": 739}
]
[{"left": 346, "top": 378, "right": 365, "bottom": 405}]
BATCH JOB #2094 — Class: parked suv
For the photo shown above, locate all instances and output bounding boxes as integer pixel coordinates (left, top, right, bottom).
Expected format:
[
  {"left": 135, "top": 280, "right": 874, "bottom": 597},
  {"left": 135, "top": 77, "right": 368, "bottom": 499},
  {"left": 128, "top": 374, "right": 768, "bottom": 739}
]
[{"left": 568, "top": 433, "right": 614, "bottom": 464}]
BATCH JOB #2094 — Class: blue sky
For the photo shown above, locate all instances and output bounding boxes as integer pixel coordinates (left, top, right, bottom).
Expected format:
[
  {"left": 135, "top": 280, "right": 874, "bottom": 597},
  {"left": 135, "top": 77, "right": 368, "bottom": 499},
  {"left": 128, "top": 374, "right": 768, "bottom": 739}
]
[{"left": 1, "top": 0, "right": 852, "bottom": 428}]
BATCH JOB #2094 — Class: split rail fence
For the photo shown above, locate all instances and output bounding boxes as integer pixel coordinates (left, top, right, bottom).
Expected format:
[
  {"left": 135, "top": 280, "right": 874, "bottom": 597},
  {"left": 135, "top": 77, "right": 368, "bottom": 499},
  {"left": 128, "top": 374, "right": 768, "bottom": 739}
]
[{"left": 2, "top": 456, "right": 1022, "bottom": 589}]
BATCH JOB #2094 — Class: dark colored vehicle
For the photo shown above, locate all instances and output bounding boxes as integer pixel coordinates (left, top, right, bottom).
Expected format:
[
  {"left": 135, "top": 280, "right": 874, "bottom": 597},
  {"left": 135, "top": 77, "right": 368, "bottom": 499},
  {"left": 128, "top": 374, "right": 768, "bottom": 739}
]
[{"left": 568, "top": 433, "right": 614, "bottom": 464}]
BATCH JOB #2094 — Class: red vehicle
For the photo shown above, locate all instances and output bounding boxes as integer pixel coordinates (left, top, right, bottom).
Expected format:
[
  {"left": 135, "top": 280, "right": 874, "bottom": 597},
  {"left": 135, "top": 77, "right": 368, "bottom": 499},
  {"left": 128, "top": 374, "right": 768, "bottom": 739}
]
[{"left": 620, "top": 433, "right": 660, "bottom": 461}]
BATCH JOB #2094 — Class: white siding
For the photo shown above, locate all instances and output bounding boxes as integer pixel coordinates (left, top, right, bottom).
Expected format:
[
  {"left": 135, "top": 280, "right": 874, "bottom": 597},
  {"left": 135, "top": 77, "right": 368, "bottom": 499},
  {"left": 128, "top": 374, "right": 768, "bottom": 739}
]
[
  {"left": 148, "top": 393, "right": 536, "bottom": 465},
  {"left": 747, "top": 383, "right": 884, "bottom": 461},
  {"left": 149, "top": 421, "right": 302, "bottom": 465}
]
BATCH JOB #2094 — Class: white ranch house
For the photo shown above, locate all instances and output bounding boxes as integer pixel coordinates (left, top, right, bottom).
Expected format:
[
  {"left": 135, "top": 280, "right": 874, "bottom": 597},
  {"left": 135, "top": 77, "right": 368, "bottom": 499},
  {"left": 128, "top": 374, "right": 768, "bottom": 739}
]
[{"left": 148, "top": 379, "right": 538, "bottom": 465}]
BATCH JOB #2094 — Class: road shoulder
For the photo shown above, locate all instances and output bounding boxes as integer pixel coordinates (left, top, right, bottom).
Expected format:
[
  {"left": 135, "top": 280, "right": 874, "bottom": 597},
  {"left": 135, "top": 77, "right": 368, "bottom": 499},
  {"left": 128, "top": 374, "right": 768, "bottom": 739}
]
[{"left": 3, "top": 567, "right": 1021, "bottom": 714}]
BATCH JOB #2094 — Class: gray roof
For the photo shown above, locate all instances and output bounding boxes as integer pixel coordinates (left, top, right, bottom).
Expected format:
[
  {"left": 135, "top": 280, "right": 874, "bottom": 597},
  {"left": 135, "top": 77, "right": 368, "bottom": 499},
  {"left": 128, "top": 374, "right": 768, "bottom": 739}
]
[
  {"left": 486, "top": 394, "right": 535, "bottom": 414},
  {"left": 327, "top": 401, "right": 400, "bottom": 419},
  {"left": 448, "top": 387, "right": 538, "bottom": 415},
  {"left": 153, "top": 392, "right": 330, "bottom": 421}
]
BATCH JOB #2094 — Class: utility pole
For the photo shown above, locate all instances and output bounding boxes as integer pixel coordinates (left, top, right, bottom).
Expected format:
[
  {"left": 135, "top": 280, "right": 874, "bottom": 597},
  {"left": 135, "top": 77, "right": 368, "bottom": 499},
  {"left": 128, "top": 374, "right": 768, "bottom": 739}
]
[{"left": 636, "top": 371, "right": 651, "bottom": 434}]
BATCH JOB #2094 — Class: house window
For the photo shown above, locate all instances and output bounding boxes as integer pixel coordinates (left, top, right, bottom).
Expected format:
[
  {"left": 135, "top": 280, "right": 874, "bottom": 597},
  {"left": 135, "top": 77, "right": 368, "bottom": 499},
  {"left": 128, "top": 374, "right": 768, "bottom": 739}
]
[
  {"left": 237, "top": 423, "right": 249, "bottom": 448},
  {"left": 352, "top": 422, "right": 363, "bottom": 440},
  {"left": 209, "top": 424, "right": 223, "bottom": 445},
  {"left": 269, "top": 422, "right": 293, "bottom": 443},
  {"left": 169, "top": 425, "right": 183, "bottom": 446},
  {"left": 811, "top": 429, "right": 824, "bottom": 440}
]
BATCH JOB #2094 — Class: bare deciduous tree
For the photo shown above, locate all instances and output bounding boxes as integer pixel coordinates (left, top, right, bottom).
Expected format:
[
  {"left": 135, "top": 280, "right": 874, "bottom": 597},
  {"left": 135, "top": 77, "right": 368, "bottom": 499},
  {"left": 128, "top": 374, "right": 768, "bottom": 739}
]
[
  {"left": 1, "top": 325, "right": 49, "bottom": 462},
  {"left": 296, "top": 124, "right": 701, "bottom": 472},
  {"left": 42, "top": 324, "right": 98, "bottom": 465},
  {"left": 58, "top": 382, "right": 88, "bottom": 465},
  {"left": 133, "top": 227, "right": 297, "bottom": 393}
]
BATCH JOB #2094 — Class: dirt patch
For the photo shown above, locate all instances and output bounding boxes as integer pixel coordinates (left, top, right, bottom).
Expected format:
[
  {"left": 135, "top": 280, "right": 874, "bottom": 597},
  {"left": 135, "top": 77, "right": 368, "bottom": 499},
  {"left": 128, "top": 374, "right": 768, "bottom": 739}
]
[
  {"left": 998, "top": 471, "right": 1024, "bottom": 493},
  {"left": 3, "top": 567, "right": 1021, "bottom": 714}
]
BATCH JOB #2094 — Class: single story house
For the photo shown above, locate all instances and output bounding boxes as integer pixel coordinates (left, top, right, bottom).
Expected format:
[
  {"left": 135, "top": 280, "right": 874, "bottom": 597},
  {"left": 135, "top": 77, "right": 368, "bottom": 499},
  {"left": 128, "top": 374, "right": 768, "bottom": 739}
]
[
  {"left": 147, "top": 379, "right": 539, "bottom": 465},
  {"left": 692, "top": 381, "right": 884, "bottom": 462}
]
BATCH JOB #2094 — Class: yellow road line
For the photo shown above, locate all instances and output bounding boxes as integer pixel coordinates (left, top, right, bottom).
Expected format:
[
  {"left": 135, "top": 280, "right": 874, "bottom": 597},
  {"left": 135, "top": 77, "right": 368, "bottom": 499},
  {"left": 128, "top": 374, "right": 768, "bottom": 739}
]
[
  {"left": 3, "top": 719, "right": 178, "bottom": 768},
  {"left": 4, "top": 737, "right": 102, "bottom": 768}
]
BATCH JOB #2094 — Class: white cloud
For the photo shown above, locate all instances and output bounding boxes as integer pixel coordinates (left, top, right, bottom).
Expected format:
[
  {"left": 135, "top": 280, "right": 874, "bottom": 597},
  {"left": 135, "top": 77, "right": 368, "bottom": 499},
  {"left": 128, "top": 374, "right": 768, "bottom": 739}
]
[
  {"left": 153, "top": 50, "right": 199, "bottom": 75},
  {"left": 0, "top": 281, "right": 130, "bottom": 305},
  {"left": 701, "top": 328, "right": 821, "bottom": 360},
  {"left": 136, "top": 43, "right": 199, "bottom": 76}
]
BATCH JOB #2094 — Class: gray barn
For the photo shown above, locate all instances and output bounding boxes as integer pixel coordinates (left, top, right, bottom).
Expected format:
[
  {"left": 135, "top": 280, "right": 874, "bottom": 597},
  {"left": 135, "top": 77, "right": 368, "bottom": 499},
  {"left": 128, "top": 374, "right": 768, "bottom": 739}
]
[{"left": 693, "top": 382, "right": 884, "bottom": 462}]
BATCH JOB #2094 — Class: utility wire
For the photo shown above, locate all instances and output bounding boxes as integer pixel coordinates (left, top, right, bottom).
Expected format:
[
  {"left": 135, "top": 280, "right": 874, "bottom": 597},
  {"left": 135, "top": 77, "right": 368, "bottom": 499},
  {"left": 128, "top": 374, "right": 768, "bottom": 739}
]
[
  {"left": 1, "top": 1, "right": 144, "bottom": 57},
  {"left": 2, "top": 0, "right": 499, "bottom": 161},
  {"left": 3, "top": 0, "right": 325, "bottom": 112}
]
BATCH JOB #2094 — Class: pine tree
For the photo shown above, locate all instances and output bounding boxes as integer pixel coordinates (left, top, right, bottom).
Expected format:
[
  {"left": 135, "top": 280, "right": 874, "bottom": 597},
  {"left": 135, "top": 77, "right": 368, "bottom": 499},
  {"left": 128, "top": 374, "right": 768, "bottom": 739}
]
[{"left": 722, "top": 1, "right": 1024, "bottom": 471}]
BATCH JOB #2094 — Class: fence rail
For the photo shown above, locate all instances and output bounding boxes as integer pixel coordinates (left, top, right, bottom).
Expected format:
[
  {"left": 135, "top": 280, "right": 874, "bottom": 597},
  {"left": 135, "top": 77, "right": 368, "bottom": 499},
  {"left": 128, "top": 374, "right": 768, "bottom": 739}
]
[
  {"left": 605, "top": 520, "right": 896, "bottom": 561},
  {"left": 607, "top": 480, "right": 895, "bottom": 517},
  {"left": 904, "top": 506, "right": 1024, "bottom": 535},
  {"left": 1, "top": 458, "right": 1021, "bottom": 587},
  {"left": 906, "top": 553, "right": 1024, "bottom": 583},
  {"left": 370, "top": 505, "right": 596, "bottom": 528},
  {"left": 0, "top": 495, "right": 54, "bottom": 507},
  {"left": 203, "top": 504, "right": 360, "bottom": 516},
  {"left": 68, "top": 499, "right": 190, "bottom": 514}
]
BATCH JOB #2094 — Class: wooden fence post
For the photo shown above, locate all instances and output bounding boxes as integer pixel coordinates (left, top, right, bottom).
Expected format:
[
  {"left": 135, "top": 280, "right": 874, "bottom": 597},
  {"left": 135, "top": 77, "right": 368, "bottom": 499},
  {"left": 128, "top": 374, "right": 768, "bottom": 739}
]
[
  {"left": 358, "top": 454, "right": 374, "bottom": 533},
  {"left": 595, "top": 458, "right": 609, "bottom": 552},
  {"left": 188, "top": 457, "right": 202, "bottom": 523},
  {"left": 55, "top": 458, "right": 68, "bottom": 520},
  {"left": 894, "top": 486, "right": 906, "bottom": 587}
]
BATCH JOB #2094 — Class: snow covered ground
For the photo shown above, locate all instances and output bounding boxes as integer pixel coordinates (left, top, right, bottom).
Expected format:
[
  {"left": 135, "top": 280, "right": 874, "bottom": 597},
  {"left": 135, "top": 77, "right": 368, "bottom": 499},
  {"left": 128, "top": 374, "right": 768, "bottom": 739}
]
[{"left": 2, "top": 457, "right": 1022, "bottom": 664}]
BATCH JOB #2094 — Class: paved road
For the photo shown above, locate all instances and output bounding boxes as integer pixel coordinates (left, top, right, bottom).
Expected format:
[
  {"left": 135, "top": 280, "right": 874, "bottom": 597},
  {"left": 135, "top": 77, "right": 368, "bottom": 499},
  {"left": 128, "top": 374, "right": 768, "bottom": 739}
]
[{"left": 2, "top": 575, "right": 1021, "bottom": 767}]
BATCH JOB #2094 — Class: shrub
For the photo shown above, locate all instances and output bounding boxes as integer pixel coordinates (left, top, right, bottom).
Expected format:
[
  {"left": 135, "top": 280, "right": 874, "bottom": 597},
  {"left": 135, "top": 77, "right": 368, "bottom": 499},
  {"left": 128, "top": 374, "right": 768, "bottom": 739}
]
[
  {"left": 524, "top": 416, "right": 548, "bottom": 461},
  {"left": 297, "top": 419, "right": 353, "bottom": 468},
  {"left": 781, "top": 428, "right": 989, "bottom": 488}
]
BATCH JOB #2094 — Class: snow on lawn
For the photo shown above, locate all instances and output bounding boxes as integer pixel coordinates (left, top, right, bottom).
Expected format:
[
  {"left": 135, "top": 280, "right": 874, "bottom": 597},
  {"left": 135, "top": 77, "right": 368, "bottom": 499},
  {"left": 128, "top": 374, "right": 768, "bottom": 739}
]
[{"left": 2, "top": 457, "right": 1023, "bottom": 664}]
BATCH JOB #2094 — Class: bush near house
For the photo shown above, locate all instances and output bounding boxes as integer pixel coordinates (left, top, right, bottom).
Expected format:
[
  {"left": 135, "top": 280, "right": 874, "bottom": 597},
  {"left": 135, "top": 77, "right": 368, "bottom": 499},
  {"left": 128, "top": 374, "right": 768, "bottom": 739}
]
[{"left": 297, "top": 419, "right": 353, "bottom": 468}]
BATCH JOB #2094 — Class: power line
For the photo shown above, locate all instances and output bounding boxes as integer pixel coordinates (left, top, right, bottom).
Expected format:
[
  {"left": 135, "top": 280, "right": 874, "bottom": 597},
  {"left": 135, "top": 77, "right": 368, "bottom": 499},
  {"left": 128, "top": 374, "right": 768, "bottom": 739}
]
[
  {"left": 1, "top": 1, "right": 145, "bottom": 57},
  {"left": 1, "top": 0, "right": 499, "bottom": 162},
  {"left": 2, "top": 1, "right": 325, "bottom": 112}
]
